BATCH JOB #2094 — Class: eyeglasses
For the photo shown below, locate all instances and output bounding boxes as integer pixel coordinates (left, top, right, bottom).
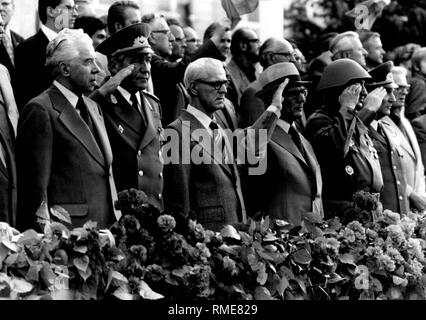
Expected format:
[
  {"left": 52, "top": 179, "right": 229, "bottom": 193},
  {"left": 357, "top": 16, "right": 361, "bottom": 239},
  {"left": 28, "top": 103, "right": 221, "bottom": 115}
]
[
  {"left": 396, "top": 86, "right": 409, "bottom": 93},
  {"left": 174, "top": 37, "right": 186, "bottom": 43},
  {"left": 186, "top": 38, "right": 198, "bottom": 43},
  {"left": 57, "top": 4, "right": 79, "bottom": 12},
  {"left": 194, "top": 79, "right": 229, "bottom": 90}
]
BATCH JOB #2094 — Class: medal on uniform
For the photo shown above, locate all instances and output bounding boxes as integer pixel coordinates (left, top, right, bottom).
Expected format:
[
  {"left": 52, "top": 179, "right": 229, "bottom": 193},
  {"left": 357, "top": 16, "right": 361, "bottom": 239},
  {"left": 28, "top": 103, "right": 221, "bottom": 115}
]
[
  {"left": 118, "top": 125, "right": 124, "bottom": 134},
  {"left": 345, "top": 165, "right": 354, "bottom": 176}
]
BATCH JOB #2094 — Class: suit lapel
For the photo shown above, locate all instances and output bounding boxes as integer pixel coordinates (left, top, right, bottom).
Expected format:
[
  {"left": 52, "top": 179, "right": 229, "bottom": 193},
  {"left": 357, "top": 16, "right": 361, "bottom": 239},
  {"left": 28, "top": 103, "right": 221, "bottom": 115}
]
[
  {"left": 139, "top": 93, "right": 157, "bottom": 150},
  {"left": 48, "top": 86, "right": 105, "bottom": 168},
  {"left": 85, "top": 97, "right": 113, "bottom": 167},
  {"left": 181, "top": 110, "right": 234, "bottom": 179},
  {"left": 272, "top": 125, "right": 308, "bottom": 167},
  {"left": 112, "top": 91, "right": 143, "bottom": 135}
]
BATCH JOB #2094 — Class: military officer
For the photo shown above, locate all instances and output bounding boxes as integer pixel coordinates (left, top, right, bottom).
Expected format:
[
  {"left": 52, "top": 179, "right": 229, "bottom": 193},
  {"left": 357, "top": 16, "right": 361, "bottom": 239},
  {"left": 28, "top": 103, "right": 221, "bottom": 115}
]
[{"left": 93, "top": 23, "right": 164, "bottom": 211}]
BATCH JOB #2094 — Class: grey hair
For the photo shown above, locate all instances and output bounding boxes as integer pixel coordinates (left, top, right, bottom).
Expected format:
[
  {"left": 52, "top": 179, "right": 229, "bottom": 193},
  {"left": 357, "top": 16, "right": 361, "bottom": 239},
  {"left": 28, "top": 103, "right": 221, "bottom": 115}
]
[
  {"left": 183, "top": 57, "right": 225, "bottom": 90},
  {"left": 45, "top": 28, "right": 93, "bottom": 77}
]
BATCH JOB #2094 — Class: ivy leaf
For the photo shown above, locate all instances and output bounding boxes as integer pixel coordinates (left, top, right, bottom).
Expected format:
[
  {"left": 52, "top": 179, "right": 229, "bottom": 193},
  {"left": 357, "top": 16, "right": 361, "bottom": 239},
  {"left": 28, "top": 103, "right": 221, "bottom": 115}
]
[
  {"left": 220, "top": 225, "right": 241, "bottom": 241},
  {"left": 0, "top": 243, "right": 9, "bottom": 262},
  {"left": 254, "top": 286, "right": 273, "bottom": 300},
  {"left": 295, "top": 276, "right": 307, "bottom": 294},
  {"left": 73, "top": 245, "right": 88, "bottom": 254},
  {"left": 302, "top": 211, "right": 323, "bottom": 224},
  {"left": 50, "top": 289, "right": 74, "bottom": 300},
  {"left": 50, "top": 206, "right": 72, "bottom": 224},
  {"left": 5, "top": 253, "right": 18, "bottom": 266},
  {"left": 73, "top": 255, "right": 89, "bottom": 273},
  {"left": 36, "top": 201, "right": 50, "bottom": 221},
  {"left": 370, "top": 277, "right": 383, "bottom": 292},
  {"left": 172, "top": 268, "right": 185, "bottom": 278},
  {"left": 292, "top": 248, "right": 312, "bottom": 265},
  {"left": 165, "top": 274, "right": 179, "bottom": 286},
  {"left": 78, "top": 266, "right": 92, "bottom": 282},
  {"left": 10, "top": 278, "right": 33, "bottom": 294},
  {"left": 387, "top": 287, "right": 403, "bottom": 300},
  {"left": 26, "top": 265, "right": 40, "bottom": 283},
  {"left": 339, "top": 253, "right": 356, "bottom": 266},
  {"left": 260, "top": 216, "right": 271, "bottom": 234},
  {"left": 276, "top": 275, "right": 289, "bottom": 296},
  {"left": 392, "top": 275, "right": 408, "bottom": 287},
  {"left": 328, "top": 273, "right": 344, "bottom": 284},
  {"left": 2, "top": 240, "right": 19, "bottom": 253},
  {"left": 113, "top": 285, "right": 134, "bottom": 300},
  {"left": 248, "top": 219, "right": 256, "bottom": 236},
  {"left": 280, "top": 265, "right": 295, "bottom": 280},
  {"left": 17, "top": 230, "right": 40, "bottom": 246},
  {"left": 105, "top": 270, "right": 128, "bottom": 292},
  {"left": 139, "top": 280, "right": 164, "bottom": 300},
  {"left": 83, "top": 221, "right": 98, "bottom": 230}
]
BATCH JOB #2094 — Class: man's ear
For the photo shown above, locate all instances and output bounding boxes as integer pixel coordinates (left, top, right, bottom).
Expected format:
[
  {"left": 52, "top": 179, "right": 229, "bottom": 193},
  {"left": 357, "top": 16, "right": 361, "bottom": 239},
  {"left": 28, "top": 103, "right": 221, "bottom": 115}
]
[
  {"left": 188, "top": 82, "right": 198, "bottom": 96},
  {"left": 114, "top": 22, "right": 123, "bottom": 33},
  {"left": 58, "top": 62, "right": 70, "bottom": 77},
  {"left": 46, "top": 6, "right": 58, "bottom": 19}
]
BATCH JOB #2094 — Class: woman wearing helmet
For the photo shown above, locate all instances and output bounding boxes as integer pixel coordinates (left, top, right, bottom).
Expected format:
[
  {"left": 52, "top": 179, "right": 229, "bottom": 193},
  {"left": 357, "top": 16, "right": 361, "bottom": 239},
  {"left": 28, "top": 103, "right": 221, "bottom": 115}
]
[{"left": 305, "top": 58, "right": 387, "bottom": 219}]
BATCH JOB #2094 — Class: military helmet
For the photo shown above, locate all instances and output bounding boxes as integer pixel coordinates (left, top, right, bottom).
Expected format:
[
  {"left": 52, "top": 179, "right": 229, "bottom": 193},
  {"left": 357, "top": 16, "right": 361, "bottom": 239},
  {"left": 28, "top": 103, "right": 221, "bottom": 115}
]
[{"left": 317, "top": 58, "right": 371, "bottom": 91}]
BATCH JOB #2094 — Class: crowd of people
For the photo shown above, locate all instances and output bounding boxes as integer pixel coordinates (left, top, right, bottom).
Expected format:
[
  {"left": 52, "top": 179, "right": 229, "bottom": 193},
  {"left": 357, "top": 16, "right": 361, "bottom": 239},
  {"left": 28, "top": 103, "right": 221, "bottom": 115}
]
[{"left": 1, "top": 0, "right": 426, "bottom": 234}]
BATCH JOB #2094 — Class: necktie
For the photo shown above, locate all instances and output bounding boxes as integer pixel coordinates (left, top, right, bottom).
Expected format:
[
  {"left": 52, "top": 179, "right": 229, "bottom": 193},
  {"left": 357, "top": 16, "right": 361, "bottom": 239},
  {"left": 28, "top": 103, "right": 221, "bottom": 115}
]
[
  {"left": 289, "top": 126, "right": 307, "bottom": 162},
  {"left": 209, "top": 120, "right": 228, "bottom": 163},
  {"left": 130, "top": 92, "right": 147, "bottom": 126},
  {"left": 2, "top": 34, "right": 14, "bottom": 67},
  {"left": 76, "top": 96, "right": 94, "bottom": 134}
]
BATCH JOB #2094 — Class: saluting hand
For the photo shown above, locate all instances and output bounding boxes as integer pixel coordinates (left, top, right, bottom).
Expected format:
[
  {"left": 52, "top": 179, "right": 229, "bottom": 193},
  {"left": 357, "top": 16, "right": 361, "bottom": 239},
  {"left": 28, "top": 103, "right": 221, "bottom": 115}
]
[
  {"left": 338, "top": 83, "right": 362, "bottom": 110},
  {"left": 363, "top": 87, "right": 387, "bottom": 112},
  {"left": 271, "top": 78, "right": 289, "bottom": 111},
  {"left": 98, "top": 64, "right": 135, "bottom": 97}
]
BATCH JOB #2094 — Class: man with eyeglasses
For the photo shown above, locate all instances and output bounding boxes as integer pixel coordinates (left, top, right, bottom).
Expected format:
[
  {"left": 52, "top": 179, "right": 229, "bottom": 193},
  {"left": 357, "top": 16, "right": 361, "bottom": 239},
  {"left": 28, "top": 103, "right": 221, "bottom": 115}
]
[
  {"left": 142, "top": 14, "right": 229, "bottom": 126},
  {"left": 166, "top": 19, "right": 187, "bottom": 63},
  {"left": 183, "top": 26, "right": 200, "bottom": 60},
  {"left": 240, "top": 38, "right": 300, "bottom": 128},
  {"left": 226, "top": 28, "right": 261, "bottom": 109},
  {"left": 386, "top": 66, "right": 426, "bottom": 212},
  {"left": 15, "top": 0, "right": 78, "bottom": 109},
  {"left": 365, "top": 61, "right": 410, "bottom": 214},
  {"left": 244, "top": 62, "right": 323, "bottom": 226},
  {"left": 163, "top": 57, "right": 285, "bottom": 232},
  {"left": 0, "top": 0, "right": 23, "bottom": 85}
]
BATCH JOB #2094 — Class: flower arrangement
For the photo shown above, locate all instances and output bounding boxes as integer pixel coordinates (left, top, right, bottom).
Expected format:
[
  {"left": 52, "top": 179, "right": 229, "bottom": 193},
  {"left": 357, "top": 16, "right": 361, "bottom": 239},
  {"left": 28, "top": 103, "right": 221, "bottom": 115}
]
[{"left": 0, "top": 189, "right": 426, "bottom": 300}]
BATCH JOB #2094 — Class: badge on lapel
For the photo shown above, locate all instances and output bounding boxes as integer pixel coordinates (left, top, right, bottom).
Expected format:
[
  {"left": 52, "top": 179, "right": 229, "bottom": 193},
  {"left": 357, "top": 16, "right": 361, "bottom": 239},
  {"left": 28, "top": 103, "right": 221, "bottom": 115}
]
[
  {"left": 110, "top": 94, "right": 118, "bottom": 105},
  {"left": 345, "top": 165, "right": 354, "bottom": 176},
  {"left": 118, "top": 124, "right": 124, "bottom": 134}
]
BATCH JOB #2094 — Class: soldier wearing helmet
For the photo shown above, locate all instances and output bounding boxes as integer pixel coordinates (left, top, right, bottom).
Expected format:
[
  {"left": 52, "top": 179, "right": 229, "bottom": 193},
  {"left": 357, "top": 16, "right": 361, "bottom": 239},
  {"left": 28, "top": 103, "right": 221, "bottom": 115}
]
[{"left": 305, "top": 59, "right": 385, "bottom": 219}]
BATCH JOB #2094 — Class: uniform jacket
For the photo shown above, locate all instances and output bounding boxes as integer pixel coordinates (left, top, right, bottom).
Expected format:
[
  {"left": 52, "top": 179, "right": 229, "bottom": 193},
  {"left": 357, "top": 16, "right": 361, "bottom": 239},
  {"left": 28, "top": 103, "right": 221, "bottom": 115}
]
[
  {"left": 0, "top": 30, "right": 24, "bottom": 88},
  {"left": 369, "top": 119, "right": 409, "bottom": 215},
  {"left": 91, "top": 89, "right": 164, "bottom": 211},
  {"left": 384, "top": 115, "right": 426, "bottom": 197},
  {"left": 246, "top": 124, "right": 323, "bottom": 225},
  {"left": 163, "top": 107, "right": 279, "bottom": 231},
  {"left": 16, "top": 85, "right": 120, "bottom": 231},
  {"left": 15, "top": 29, "right": 52, "bottom": 109},
  {"left": 305, "top": 106, "right": 383, "bottom": 216}
]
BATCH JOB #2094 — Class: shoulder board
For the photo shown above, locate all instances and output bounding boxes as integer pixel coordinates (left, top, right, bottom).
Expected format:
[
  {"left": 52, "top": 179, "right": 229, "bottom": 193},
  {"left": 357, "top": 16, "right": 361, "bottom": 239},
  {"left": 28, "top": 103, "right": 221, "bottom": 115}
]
[{"left": 142, "top": 90, "right": 161, "bottom": 103}]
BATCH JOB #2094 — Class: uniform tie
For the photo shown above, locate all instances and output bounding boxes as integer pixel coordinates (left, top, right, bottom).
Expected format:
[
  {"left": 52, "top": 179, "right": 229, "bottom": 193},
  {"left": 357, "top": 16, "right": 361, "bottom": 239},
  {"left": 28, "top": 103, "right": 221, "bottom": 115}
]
[{"left": 130, "top": 92, "right": 147, "bottom": 126}]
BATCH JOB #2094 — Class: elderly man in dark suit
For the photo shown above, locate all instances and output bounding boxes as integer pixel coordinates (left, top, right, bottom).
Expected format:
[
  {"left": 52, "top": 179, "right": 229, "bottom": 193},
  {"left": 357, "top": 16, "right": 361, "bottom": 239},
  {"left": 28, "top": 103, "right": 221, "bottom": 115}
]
[
  {"left": 15, "top": 0, "right": 78, "bottom": 109},
  {"left": 0, "top": 0, "right": 24, "bottom": 85},
  {"left": 163, "top": 57, "right": 285, "bottom": 232},
  {"left": 245, "top": 62, "right": 323, "bottom": 226},
  {"left": 16, "top": 29, "right": 120, "bottom": 231},
  {"left": 93, "top": 23, "right": 164, "bottom": 211}
]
